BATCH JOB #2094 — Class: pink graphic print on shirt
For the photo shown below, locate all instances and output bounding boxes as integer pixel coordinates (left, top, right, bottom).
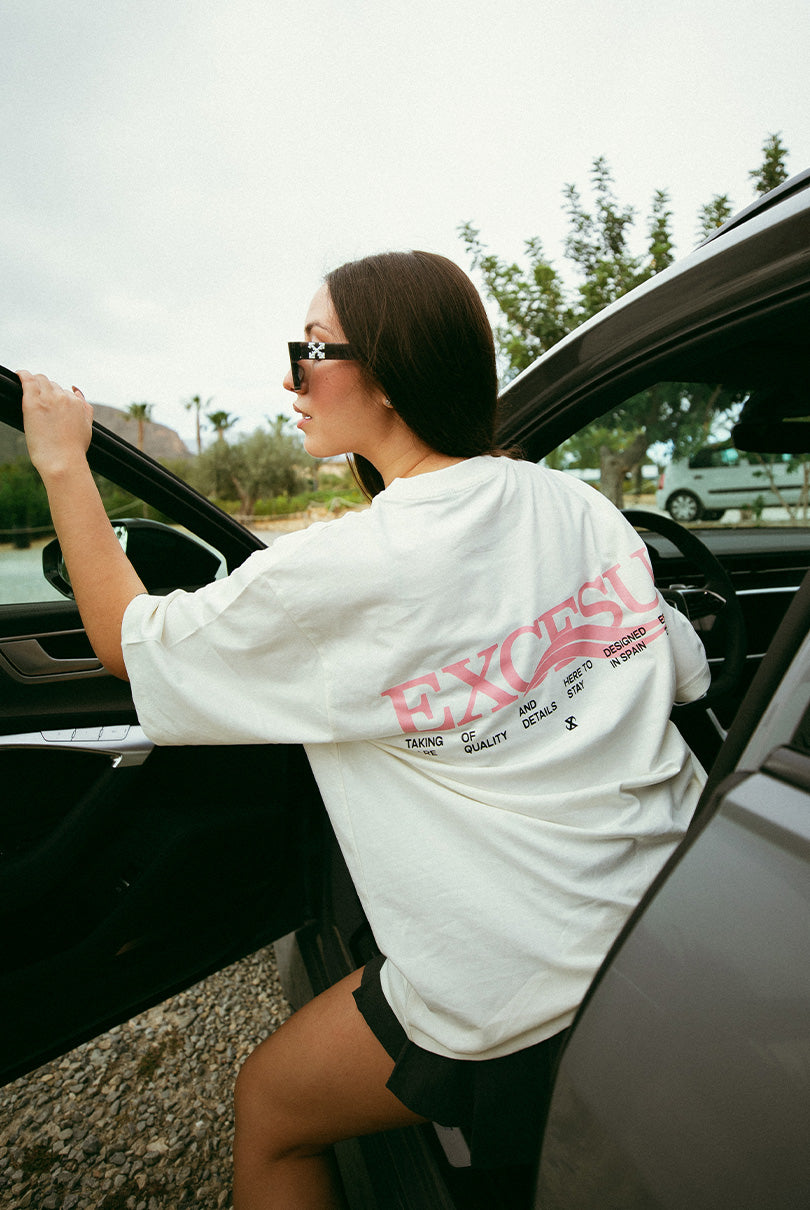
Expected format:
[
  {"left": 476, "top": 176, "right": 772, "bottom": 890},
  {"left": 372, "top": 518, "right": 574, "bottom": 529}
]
[{"left": 381, "top": 547, "right": 666, "bottom": 735}]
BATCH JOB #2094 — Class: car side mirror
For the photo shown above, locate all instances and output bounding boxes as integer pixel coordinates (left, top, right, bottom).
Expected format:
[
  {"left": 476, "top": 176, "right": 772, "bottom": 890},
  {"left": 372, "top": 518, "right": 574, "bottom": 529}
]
[{"left": 43, "top": 518, "right": 223, "bottom": 599}]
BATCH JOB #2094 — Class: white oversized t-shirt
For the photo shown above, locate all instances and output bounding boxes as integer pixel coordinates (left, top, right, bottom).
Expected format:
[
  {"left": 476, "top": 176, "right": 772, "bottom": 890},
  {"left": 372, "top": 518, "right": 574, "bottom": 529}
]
[{"left": 122, "top": 457, "right": 710, "bottom": 1059}]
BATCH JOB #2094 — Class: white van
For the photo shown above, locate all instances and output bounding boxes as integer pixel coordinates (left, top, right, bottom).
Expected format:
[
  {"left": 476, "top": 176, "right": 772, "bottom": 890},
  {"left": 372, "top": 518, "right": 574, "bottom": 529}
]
[{"left": 656, "top": 445, "right": 807, "bottom": 521}]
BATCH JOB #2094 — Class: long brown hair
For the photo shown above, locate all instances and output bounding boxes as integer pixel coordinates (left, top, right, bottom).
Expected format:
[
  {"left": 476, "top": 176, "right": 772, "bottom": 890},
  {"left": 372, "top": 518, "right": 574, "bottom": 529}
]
[{"left": 325, "top": 250, "right": 508, "bottom": 497}]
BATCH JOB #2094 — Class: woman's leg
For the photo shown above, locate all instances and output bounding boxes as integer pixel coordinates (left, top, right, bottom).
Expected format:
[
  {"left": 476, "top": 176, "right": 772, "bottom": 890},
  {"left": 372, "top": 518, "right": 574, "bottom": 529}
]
[{"left": 233, "top": 965, "right": 428, "bottom": 1210}]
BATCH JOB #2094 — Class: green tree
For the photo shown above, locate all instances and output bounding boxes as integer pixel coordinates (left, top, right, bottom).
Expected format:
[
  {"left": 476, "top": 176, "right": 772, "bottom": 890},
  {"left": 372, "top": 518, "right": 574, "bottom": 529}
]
[
  {"left": 750, "top": 132, "right": 789, "bottom": 195},
  {"left": 461, "top": 158, "right": 677, "bottom": 502},
  {"left": 647, "top": 189, "right": 676, "bottom": 273},
  {"left": 460, "top": 157, "right": 673, "bottom": 388},
  {"left": 455, "top": 227, "right": 571, "bottom": 379},
  {"left": 190, "top": 418, "right": 315, "bottom": 517},
  {"left": 125, "top": 402, "right": 155, "bottom": 451},
  {"left": 543, "top": 426, "right": 622, "bottom": 472},
  {"left": 696, "top": 194, "right": 734, "bottom": 241},
  {"left": 207, "top": 410, "right": 238, "bottom": 444},
  {"left": 184, "top": 393, "right": 212, "bottom": 456},
  {"left": 562, "top": 156, "right": 650, "bottom": 315},
  {"left": 0, "top": 460, "right": 50, "bottom": 548},
  {"left": 461, "top": 138, "right": 791, "bottom": 505}
]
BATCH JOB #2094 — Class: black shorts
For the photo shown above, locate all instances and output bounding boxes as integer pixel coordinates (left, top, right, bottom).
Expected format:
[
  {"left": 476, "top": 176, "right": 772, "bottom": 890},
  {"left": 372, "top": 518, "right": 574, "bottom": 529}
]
[{"left": 352, "top": 955, "right": 568, "bottom": 1169}]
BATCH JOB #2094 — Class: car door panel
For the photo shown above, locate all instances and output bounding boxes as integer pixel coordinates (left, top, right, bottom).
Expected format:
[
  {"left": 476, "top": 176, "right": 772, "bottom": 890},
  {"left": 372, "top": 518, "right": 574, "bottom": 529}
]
[
  {"left": 1, "top": 603, "right": 137, "bottom": 737},
  {"left": 0, "top": 739, "right": 323, "bottom": 1084},
  {"left": 0, "top": 379, "right": 323, "bottom": 1085}
]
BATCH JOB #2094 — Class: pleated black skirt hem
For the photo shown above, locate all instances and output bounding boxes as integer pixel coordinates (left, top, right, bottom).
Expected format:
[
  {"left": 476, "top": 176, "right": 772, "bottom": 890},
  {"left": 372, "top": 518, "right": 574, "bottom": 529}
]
[{"left": 352, "top": 955, "right": 568, "bottom": 1169}]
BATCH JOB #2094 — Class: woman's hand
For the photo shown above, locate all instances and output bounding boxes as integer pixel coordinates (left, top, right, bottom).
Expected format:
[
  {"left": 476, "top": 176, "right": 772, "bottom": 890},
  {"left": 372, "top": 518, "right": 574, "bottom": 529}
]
[{"left": 19, "top": 370, "right": 93, "bottom": 480}]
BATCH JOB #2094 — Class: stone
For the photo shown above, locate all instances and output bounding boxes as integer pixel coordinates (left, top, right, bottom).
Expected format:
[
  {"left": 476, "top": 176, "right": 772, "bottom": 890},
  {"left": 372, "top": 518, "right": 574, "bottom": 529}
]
[{"left": 0, "top": 947, "right": 289, "bottom": 1209}]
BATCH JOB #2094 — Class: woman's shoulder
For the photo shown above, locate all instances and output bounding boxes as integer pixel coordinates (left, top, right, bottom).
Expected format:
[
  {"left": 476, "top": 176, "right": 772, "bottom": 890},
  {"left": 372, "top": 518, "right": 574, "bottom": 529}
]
[{"left": 248, "top": 506, "right": 375, "bottom": 567}]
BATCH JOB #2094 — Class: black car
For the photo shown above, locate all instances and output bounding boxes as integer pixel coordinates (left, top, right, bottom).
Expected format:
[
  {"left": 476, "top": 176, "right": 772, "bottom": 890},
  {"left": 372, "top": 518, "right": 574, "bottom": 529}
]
[{"left": 1, "top": 169, "right": 809, "bottom": 1209}]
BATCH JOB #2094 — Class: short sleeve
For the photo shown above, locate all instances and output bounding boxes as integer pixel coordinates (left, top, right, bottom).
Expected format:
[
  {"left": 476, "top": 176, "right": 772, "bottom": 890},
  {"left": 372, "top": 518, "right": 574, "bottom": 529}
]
[
  {"left": 121, "top": 548, "right": 335, "bottom": 746},
  {"left": 661, "top": 599, "right": 712, "bottom": 703}
]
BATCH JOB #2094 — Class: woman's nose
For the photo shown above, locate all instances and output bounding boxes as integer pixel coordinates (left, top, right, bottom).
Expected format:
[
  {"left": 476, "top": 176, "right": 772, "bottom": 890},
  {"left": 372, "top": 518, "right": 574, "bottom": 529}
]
[{"left": 282, "top": 367, "right": 299, "bottom": 393}]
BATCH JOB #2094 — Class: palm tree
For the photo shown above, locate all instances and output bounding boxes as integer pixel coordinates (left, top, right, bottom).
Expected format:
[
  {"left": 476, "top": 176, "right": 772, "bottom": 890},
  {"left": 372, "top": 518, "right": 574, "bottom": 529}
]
[
  {"left": 207, "top": 410, "right": 238, "bottom": 444},
  {"left": 125, "top": 402, "right": 155, "bottom": 451},
  {"left": 184, "top": 394, "right": 212, "bottom": 456}
]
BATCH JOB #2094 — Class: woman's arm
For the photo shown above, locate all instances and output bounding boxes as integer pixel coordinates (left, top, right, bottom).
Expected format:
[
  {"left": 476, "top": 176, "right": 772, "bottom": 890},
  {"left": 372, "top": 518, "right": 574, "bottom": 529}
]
[{"left": 20, "top": 371, "right": 146, "bottom": 679}]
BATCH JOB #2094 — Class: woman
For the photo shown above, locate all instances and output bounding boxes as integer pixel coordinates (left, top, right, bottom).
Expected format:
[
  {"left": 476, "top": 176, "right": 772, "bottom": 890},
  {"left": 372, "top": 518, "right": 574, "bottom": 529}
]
[{"left": 21, "top": 250, "right": 710, "bottom": 1209}]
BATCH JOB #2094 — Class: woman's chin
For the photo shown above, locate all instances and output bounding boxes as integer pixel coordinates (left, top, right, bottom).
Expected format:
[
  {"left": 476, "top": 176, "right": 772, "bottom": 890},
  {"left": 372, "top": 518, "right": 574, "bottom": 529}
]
[{"left": 303, "top": 434, "right": 351, "bottom": 460}]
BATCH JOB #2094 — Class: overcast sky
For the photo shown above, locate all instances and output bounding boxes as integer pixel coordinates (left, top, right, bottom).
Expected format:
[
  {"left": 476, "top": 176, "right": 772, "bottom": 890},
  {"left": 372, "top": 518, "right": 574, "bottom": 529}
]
[{"left": 2, "top": 0, "right": 809, "bottom": 447}]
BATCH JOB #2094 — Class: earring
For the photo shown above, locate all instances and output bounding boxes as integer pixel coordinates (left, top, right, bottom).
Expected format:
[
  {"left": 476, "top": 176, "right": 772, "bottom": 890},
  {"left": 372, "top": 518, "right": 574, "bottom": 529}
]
[{"left": 383, "top": 398, "right": 394, "bottom": 409}]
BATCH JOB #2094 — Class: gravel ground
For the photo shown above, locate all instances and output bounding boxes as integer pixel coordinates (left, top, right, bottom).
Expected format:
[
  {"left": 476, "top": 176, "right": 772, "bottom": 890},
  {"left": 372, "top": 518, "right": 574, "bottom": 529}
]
[{"left": 0, "top": 946, "right": 291, "bottom": 1209}]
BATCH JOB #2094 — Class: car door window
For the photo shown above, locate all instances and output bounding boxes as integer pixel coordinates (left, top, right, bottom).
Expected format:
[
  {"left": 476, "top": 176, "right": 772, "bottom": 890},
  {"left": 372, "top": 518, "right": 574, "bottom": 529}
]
[
  {"left": 0, "top": 421, "right": 62, "bottom": 604},
  {"left": 0, "top": 418, "right": 225, "bottom": 605}
]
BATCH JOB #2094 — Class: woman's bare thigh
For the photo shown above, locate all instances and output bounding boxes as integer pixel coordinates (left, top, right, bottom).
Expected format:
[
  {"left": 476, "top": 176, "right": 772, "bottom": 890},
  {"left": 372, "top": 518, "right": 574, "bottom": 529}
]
[{"left": 234, "top": 965, "right": 428, "bottom": 1158}]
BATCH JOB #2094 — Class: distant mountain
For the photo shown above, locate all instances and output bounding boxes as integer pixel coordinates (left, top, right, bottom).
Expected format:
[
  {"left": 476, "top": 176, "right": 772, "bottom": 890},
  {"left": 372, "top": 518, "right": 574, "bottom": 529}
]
[
  {"left": 1, "top": 402, "right": 190, "bottom": 466},
  {"left": 92, "top": 404, "right": 191, "bottom": 460}
]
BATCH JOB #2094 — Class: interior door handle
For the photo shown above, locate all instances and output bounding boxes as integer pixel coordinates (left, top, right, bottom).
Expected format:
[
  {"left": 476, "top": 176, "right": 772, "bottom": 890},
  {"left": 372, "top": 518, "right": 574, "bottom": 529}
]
[{"left": 0, "top": 638, "right": 105, "bottom": 681}]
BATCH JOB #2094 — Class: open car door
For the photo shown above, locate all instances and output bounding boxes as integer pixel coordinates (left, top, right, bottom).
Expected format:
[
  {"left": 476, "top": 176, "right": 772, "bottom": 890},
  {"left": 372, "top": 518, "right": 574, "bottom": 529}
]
[{"left": 0, "top": 370, "right": 322, "bottom": 1084}]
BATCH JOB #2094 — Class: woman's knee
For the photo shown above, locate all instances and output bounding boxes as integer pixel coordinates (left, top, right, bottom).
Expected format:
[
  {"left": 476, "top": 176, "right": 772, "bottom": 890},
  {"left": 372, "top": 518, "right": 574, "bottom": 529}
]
[
  {"left": 235, "top": 1035, "right": 330, "bottom": 1160},
  {"left": 235, "top": 1032, "right": 292, "bottom": 1119},
  {"left": 236, "top": 1033, "right": 276, "bottom": 1091},
  {"left": 233, "top": 1026, "right": 341, "bottom": 1156}
]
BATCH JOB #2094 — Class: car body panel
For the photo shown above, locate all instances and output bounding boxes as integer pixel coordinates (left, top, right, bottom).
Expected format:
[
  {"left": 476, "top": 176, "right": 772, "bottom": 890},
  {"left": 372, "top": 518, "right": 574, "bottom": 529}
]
[{"left": 536, "top": 753, "right": 810, "bottom": 1209}]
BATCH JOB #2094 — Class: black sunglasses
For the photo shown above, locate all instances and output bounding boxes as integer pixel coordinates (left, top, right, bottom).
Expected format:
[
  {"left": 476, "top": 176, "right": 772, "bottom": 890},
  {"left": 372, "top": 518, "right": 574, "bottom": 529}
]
[{"left": 288, "top": 340, "right": 353, "bottom": 390}]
